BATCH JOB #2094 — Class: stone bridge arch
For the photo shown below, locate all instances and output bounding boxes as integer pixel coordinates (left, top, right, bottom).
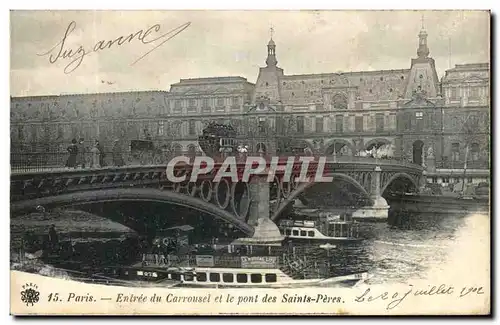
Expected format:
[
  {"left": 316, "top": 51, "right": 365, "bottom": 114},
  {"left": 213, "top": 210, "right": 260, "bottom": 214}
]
[
  {"left": 10, "top": 188, "right": 255, "bottom": 236},
  {"left": 381, "top": 172, "right": 419, "bottom": 195},
  {"left": 324, "top": 139, "right": 356, "bottom": 156},
  {"left": 365, "top": 138, "right": 392, "bottom": 150},
  {"left": 271, "top": 173, "right": 372, "bottom": 221}
]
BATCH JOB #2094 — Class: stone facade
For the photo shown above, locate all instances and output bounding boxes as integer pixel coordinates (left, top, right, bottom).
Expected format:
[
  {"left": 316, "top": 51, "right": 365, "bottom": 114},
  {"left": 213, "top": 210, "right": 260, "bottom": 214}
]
[{"left": 10, "top": 25, "right": 490, "bottom": 182}]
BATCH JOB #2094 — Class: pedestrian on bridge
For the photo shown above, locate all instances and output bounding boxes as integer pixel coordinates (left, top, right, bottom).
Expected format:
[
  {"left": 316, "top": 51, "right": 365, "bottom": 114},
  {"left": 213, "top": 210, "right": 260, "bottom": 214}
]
[
  {"left": 304, "top": 147, "right": 313, "bottom": 156},
  {"left": 112, "top": 139, "right": 125, "bottom": 167},
  {"left": 90, "top": 140, "right": 101, "bottom": 169},
  {"left": 96, "top": 140, "right": 106, "bottom": 167},
  {"left": 48, "top": 224, "right": 59, "bottom": 252},
  {"left": 65, "top": 139, "right": 78, "bottom": 168},
  {"left": 77, "top": 138, "right": 86, "bottom": 169}
]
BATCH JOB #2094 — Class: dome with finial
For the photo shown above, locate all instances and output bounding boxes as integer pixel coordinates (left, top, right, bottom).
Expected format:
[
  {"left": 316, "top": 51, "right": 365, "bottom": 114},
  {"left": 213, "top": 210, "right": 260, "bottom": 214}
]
[{"left": 268, "top": 38, "right": 275, "bottom": 46}]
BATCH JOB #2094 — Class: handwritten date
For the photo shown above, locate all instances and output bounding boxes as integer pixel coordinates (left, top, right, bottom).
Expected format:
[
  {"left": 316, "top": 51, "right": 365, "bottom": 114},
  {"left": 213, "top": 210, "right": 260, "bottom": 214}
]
[{"left": 355, "top": 284, "right": 484, "bottom": 310}]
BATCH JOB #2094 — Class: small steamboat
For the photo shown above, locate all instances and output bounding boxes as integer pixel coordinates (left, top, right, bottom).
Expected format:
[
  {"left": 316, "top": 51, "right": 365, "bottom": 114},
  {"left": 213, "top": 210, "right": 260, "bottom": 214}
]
[
  {"left": 98, "top": 228, "right": 368, "bottom": 288},
  {"left": 279, "top": 209, "right": 363, "bottom": 244}
]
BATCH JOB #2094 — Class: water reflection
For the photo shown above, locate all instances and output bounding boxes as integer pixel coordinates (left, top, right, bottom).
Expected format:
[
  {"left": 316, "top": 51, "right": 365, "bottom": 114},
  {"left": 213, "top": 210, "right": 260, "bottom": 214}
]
[{"left": 11, "top": 209, "right": 474, "bottom": 284}]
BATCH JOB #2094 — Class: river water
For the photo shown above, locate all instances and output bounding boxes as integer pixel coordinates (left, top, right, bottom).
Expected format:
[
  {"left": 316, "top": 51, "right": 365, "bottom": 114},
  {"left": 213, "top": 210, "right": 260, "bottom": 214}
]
[{"left": 10, "top": 209, "right": 485, "bottom": 285}]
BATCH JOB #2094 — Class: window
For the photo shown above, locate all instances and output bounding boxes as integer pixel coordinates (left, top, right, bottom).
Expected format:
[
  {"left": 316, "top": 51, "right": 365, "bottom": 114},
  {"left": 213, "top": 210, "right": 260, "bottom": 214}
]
[
  {"left": 209, "top": 273, "right": 220, "bottom": 282},
  {"left": 197, "top": 273, "right": 207, "bottom": 282},
  {"left": 415, "top": 112, "right": 424, "bottom": 131},
  {"left": 375, "top": 113, "right": 385, "bottom": 132},
  {"left": 202, "top": 98, "right": 209, "bottom": 108},
  {"left": 187, "top": 144, "right": 197, "bottom": 155},
  {"left": 188, "top": 120, "right": 196, "bottom": 135},
  {"left": 222, "top": 273, "right": 234, "bottom": 283},
  {"left": 469, "top": 87, "right": 480, "bottom": 99},
  {"left": 184, "top": 273, "right": 194, "bottom": 281},
  {"left": 171, "top": 273, "right": 181, "bottom": 281},
  {"left": 432, "top": 177, "right": 437, "bottom": 183},
  {"left": 292, "top": 230, "right": 299, "bottom": 236},
  {"left": 300, "top": 230, "right": 307, "bottom": 236},
  {"left": 17, "top": 126, "right": 24, "bottom": 141},
  {"left": 188, "top": 98, "right": 196, "bottom": 107},
  {"left": 451, "top": 143, "right": 460, "bottom": 161},
  {"left": 258, "top": 118, "right": 267, "bottom": 134},
  {"left": 250, "top": 274, "right": 262, "bottom": 283},
  {"left": 285, "top": 229, "right": 291, "bottom": 236},
  {"left": 469, "top": 113, "right": 479, "bottom": 128},
  {"left": 355, "top": 116, "right": 363, "bottom": 132},
  {"left": 296, "top": 116, "right": 304, "bottom": 134},
  {"left": 336, "top": 115, "right": 343, "bottom": 133},
  {"left": 403, "top": 112, "right": 412, "bottom": 130},
  {"left": 450, "top": 87, "right": 459, "bottom": 100},
  {"left": 443, "top": 177, "right": 450, "bottom": 183},
  {"left": 232, "top": 97, "right": 240, "bottom": 108},
  {"left": 236, "top": 274, "right": 247, "bottom": 283},
  {"left": 57, "top": 125, "right": 64, "bottom": 139},
  {"left": 471, "top": 143, "right": 480, "bottom": 161},
  {"left": 308, "top": 231, "right": 315, "bottom": 237},
  {"left": 315, "top": 117, "right": 324, "bottom": 133},
  {"left": 174, "top": 100, "right": 182, "bottom": 112},
  {"left": 265, "top": 274, "right": 277, "bottom": 283},
  {"left": 158, "top": 121, "right": 164, "bottom": 136},
  {"left": 217, "top": 98, "right": 224, "bottom": 107}
]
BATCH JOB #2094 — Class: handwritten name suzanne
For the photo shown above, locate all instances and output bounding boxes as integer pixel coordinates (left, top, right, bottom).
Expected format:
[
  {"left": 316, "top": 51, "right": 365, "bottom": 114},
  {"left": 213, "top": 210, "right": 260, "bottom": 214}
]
[
  {"left": 37, "top": 20, "right": 191, "bottom": 74},
  {"left": 354, "top": 284, "right": 485, "bottom": 310}
]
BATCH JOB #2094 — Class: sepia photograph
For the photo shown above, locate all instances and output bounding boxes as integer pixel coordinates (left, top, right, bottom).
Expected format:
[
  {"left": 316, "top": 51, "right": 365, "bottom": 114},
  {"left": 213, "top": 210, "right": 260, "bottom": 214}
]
[{"left": 8, "top": 9, "right": 491, "bottom": 315}]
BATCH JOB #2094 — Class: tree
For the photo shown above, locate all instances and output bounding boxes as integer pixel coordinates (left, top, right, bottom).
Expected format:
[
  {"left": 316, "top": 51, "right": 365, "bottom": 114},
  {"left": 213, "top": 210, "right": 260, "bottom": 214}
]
[{"left": 456, "top": 110, "right": 490, "bottom": 194}]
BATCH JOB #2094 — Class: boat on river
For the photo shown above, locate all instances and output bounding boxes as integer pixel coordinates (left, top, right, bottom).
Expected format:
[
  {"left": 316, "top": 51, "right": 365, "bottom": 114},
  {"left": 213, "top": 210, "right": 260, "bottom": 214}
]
[
  {"left": 278, "top": 209, "right": 363, "bottom": 244},
  {"left": 97, "top": 229, "right": 369, "bottom": 288},
  {"left": 103, "top": 264, "right": 368, "bottom": 289}
]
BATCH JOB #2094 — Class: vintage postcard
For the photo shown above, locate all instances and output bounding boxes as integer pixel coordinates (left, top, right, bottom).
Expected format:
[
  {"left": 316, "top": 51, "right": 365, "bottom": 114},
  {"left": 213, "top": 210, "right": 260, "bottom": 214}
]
[{"left": 9, "top": 10, "right": 490, "bottom": 315}]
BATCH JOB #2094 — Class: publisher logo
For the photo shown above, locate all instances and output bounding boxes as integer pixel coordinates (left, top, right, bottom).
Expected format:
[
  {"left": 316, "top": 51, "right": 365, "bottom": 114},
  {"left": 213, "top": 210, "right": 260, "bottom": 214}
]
[{"left": 20, "top": 283, "right": 40, "bottom": 306}]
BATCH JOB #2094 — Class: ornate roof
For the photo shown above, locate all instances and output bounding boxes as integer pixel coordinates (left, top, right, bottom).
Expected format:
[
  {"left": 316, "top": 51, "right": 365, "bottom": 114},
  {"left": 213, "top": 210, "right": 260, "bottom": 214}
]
[
  {"left": 169, "top": 76, "right": 255, "bottom": 95},
  {"left": 442, "top": 63, "right": 490, "bottom": 84},
  {"left": 277, "top": 69, "right": 410, "bottom": 104}
]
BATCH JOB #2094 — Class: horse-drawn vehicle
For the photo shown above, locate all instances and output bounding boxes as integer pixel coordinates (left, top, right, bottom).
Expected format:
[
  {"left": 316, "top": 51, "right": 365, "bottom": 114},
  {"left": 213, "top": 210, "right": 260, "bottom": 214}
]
[
  {"left": 198, "top": 122, "right": 238, "bottom": 157},
  {"left": 128, "top": 139, "right": 168, "bottom": 165}
]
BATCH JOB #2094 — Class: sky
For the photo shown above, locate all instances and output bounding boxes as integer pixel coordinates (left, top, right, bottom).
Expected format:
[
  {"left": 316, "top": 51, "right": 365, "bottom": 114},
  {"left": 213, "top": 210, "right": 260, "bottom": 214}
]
[{"left": 10, "top": 10, "right": 490, "bottom": 97}]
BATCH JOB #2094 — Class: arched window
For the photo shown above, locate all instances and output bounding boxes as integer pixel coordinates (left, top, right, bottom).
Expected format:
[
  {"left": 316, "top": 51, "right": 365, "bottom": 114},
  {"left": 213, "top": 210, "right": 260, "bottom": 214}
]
[
  {"left": 256, "top": 142, "right": 267, "bottom": 154},
  {"left": 470, "top": 143, "right": 480, "bottom": 161},
  {"left": 332, "top": 93, "right": 348, "bottom": 110},
  {"left": 187, "top": 144, "right": 197, "bottom": 156},
  {"left": 172, "top": 143, "right": 183, "bottom": 156},
  {"left": 451, "top": 143, "right": 460, "bottom": 161}
]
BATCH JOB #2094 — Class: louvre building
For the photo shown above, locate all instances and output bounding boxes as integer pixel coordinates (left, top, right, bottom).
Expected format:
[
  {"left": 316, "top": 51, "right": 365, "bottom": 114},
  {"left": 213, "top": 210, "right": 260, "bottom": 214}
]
[{"left": 10, "top": 24, "right": 490, "bottom": 185}]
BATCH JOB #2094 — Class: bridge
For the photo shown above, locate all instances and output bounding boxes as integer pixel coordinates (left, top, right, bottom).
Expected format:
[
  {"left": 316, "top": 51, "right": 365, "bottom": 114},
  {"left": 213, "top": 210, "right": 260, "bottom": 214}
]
[{"left": 10, "top": 155, "right": 424, "bottom": 241}]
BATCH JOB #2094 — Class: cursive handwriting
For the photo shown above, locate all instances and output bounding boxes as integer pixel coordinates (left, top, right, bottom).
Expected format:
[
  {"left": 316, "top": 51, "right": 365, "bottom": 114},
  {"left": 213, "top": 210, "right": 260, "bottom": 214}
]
[
  {"left": 355, "top": 284, "right": 455, "bottom": 310},
  {"left": 37, "top": 21, "right": 191, "bottom": 74},
  {"left": 354, "top": 286, "right": 414, "bottom": 310},
  {"left": 459, "top": 286, "right": 484, "bottom": 298}
]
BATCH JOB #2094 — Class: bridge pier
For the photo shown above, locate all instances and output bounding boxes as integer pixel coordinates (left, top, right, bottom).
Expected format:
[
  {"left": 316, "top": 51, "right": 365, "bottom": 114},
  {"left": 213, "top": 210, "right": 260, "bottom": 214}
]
[
  {"left": 233, "top": 172, "right": 284, "bottom": 245},
  {"left": 353, "top": 166, "right": 390, "bottom": 222}
]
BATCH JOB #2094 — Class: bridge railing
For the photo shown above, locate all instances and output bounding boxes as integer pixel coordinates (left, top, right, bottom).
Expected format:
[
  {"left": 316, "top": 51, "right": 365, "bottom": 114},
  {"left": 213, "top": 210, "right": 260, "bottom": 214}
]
[
  {"left": 330, "top": 155, "right": 424, "bottom": 169},
  {"left": 10, "top": 150, "right": 423, "bottom": 173},
  {"left": 9, "top": 150, "right": 174, "bottom": 173}
]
